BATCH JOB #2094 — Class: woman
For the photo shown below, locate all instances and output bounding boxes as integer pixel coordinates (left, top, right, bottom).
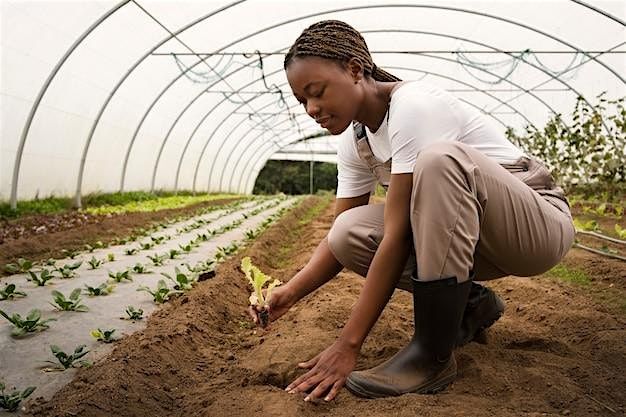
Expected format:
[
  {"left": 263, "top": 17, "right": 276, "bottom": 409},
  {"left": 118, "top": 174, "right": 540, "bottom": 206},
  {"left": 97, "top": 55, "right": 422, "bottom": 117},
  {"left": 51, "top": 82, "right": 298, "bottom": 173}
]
[{"left": 249, "top": 20, "right": 575, "bottom": 402}]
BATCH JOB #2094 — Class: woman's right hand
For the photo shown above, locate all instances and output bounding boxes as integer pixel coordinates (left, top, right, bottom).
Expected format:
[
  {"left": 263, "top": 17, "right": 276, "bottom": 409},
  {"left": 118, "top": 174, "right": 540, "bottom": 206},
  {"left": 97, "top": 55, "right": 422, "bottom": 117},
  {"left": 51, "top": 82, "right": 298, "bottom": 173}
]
[{"left": 247, "top": 284, "right": 297, "bottom": 328}]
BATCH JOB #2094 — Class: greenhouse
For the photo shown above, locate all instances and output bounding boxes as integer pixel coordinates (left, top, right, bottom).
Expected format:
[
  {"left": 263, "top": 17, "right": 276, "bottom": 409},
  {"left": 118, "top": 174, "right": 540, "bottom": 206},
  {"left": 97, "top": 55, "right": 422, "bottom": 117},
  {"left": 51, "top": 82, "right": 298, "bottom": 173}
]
[{"left": 0, "top": 0, "right": 624, "bottom": 415}]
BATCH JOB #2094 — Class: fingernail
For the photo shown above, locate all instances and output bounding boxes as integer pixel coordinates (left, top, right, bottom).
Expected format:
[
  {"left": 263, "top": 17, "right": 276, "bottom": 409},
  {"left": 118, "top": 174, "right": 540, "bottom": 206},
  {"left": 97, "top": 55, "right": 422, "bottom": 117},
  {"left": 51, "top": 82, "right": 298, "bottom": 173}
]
[
  {"left": 324, "top": 396, "right": 330, "bottom": 401},
  {"left": 304, "top": 396, "right": 310, "bottom": 402}
]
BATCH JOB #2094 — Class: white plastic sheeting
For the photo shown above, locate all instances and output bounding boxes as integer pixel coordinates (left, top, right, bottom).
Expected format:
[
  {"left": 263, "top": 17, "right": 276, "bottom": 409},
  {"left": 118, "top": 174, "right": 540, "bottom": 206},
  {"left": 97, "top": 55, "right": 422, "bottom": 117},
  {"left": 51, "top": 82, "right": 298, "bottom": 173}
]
[{"left": 1, "top": 0, "right": 624, "bottom": 204}]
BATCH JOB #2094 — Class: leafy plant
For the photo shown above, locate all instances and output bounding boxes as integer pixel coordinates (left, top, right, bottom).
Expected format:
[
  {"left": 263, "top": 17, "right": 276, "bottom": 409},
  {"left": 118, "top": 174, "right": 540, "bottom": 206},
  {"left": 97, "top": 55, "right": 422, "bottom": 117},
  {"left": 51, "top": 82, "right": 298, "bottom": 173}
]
[
  {"left": 0, "top": 284, "right": 27, "bottom": 300},
  {"left": 0, "top": 382, "right": 35, "bottom": 412},
  {"left": 0, "top": 309, "right": 56, "bottom": 336},
  {"left": 140, "top": 242, "right": 155, "bottom": 250},
  {"left": 87, "top": 256, "right": 103, "bottom": 269},
  {"left": 107, "top": 253, "right": 115, "bottom": 262},
  {"left": 55, "top": 261, "right": 82, "bottom": 279},
  {"left": 161, "top": 267, "right": 198, "bottom": 291},
  {"left": 130, "top": 263, "right": 151, "bottom": 274},
  {"left": 84, "top": 282, "right": 115, "bottom": 296},
  {"left": 61, "top": 249, "right": 79, "bottom": 259},
  {"left": 90, "top": 328, "right": 116, "bottom": 343},
  {"left": 44, "top": 258, "right": 57, "bottom": 267},
  {"left": 108, "top": 270, "right": 132, "bottom": 283},
  {"left": 167, "top": 249, "right": 181, "bottom": 259},
  {"left": 27, "top": 269, "right": 55, "bottom": 286},
  {"left": 137, "top": 280, "right": 183, "bottom": 304},
  {"left": 4, "top": 258, "right": 34, "bottom": 274},
  {"left": 124, "top": 306, "right": 143, "bottom": 320},
  {"left": 84, "top": 244, "right": 96, "bottom": 253},
  {"left": 573, "top": 218, "right": 598, "bottom": 232},
  {"left": 240, "top": 257, "right": 281, "bottom": 327},
  {"left": 615, "top": 224, "right": 626, "bottom": 239},
  {"left": 124, "top": 248, "right": 139, "bottom": 256},
  {"left": 50, "top": 289, "right": 88, "bottom": 312},
  {"left": 147, "top": 253, "right": 167, "bottom": 266},
  {"left": 45, "top": 344, "right": 90, "bottom": 369},
  {"left": 150, "top": 236, "right": 166, "bottom": 245},
  {"left": 178, "top": 243, "right": 194, "bottom": 253}
]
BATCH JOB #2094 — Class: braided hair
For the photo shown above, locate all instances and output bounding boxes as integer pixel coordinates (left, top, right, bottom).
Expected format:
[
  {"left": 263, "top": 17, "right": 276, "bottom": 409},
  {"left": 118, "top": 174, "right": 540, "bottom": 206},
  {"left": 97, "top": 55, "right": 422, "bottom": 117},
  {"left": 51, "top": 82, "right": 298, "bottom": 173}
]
[{"left": 284, "top": 20, "right": 401, "bottom": 82}]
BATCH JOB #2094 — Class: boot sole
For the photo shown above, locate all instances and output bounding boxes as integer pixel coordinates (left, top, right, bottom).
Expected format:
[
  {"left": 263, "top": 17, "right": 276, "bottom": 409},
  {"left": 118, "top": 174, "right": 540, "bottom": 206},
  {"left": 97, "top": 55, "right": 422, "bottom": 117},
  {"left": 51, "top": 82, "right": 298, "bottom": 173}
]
[
  {"left": 456, "top": 294, "right": 505, "bottom": 347},
  {"left": 345, "top": 372, "right": 456, "bottom": 399}
]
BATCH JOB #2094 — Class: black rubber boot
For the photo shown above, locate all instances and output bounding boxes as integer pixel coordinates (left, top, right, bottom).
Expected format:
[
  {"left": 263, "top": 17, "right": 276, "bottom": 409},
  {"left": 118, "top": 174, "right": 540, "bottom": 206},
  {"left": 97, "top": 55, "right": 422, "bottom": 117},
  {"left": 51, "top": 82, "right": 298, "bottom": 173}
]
[
  {"left": 457, "top": 282, "right": 505, "bottom": 347},
  {"left": 345, "top": 276, "right": 472, "bottom": 398}
]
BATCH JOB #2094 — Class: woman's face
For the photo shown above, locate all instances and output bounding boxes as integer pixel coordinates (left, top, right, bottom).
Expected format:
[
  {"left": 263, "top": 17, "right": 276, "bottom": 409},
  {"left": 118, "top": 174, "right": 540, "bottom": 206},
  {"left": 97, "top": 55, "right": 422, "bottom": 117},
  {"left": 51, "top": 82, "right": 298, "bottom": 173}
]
[{"left": 286, "top": 56, "right": 362, "bottom": 135}]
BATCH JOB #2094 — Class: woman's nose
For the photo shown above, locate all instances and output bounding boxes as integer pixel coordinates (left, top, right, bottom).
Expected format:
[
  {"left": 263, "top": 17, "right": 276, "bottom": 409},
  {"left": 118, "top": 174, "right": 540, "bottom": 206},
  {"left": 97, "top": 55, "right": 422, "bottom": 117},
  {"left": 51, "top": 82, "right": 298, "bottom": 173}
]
[{"left": 306, "top": 100, "right": 320, "bottom": 118}]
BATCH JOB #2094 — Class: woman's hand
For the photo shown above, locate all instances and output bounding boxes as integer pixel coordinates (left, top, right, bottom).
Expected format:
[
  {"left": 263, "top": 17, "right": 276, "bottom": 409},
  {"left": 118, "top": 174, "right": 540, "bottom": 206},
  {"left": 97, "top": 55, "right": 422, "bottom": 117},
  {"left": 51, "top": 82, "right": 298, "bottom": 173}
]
[
  {"left": 247, "top": 284, "right": 296, "bottom": 328},
  {"left": 285, "top": 340, "right": 358, "bottom": 402}
]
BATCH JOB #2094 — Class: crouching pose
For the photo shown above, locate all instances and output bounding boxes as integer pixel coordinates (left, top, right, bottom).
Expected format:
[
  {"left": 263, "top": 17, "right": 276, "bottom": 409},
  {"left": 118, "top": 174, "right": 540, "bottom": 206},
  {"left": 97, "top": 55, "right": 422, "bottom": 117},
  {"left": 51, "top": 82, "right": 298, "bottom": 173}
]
[{"left": 249, "top": 20, "right": 575, "bottom": 402}]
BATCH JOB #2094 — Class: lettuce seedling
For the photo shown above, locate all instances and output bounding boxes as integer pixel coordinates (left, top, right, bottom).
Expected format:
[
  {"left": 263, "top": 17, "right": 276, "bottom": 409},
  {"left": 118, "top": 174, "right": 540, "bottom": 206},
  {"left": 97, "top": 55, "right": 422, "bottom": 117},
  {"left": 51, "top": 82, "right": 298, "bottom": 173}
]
[
  {"left": 44, "top": 258, "right": 57, "bottom": 267},
  {"left": 168, "top": 249, "right": 181, "bottom": 259},
  {"left": 0, "top": 309, "right": 56, "bottom": 336},
  {"left": 131, "top": 263, "right": 151, "bottom": 274},
  {"left": 45, "top": 344, "right": 90, "bottom": 369},
  {"left": 147, "top": 253, "right": 167, "bottom": 266},
  {"left": 161, "top": 267, "right": 198, "bottom": 291},
  {"left": 61, "top": 249, "right": 79, "bottom": 259},
  {"left": 124, "top": 306, "right": 143, "bottom": 320},
  {"left": 107, "top": 253, "right": 115, "bottom": 262},
  {"left": 240, "top": 257, "right": 281, "bottom": 327},
  {"left": 4, "top": 258, "right": 34, "bottom": 274},
  {"left": 615, "top": 224, "right": 626, "bottom": 239},
  {"left": 27, "top": 269, "right": 55, "bottom": 286},
  {"left": 84, "top": 244, "right": 96, "bottom": 253},
  {"left": 150, "top": 235, "right": 166, "bottom": 244},
  {"left": 87, "top": 256, "right": 103, "bottom": 270},
  {"left": 90, "top": 328, "right": 116, "bottom": 343},
  {"left": 195, "top": 232, "right": 210, "bottom": 242},
  {"left": 55, "top": 261, "right": 82, "bottom": 279},
  {"left": 178, "top": 243, "right": 194, "bottom": 253},
  {"left": 137, "top": 280, "right": 183, "bottom": 304},
  {"left": 0, "top": 284, "right": 27, "bottom": 300},
  {"left": 140, "top": 242, "right": 155, "bottom": 250},
  {"left": 124, "top": 248, "right": 139, "bottom": 256},
  {"left": 0, "top": 382, "right": 35, "bottom": 412},
  {"left": 244, "top": 229, "right": 257, "bottom": 240},
  {"left": 50, "top": 289, "right": 88, "bottom": 312},
  {"left": 108, "top": 270, "right": 132, "bottom": 283},
  {"left": 84, "top": 282, "right": 115, "bottom": 296}
]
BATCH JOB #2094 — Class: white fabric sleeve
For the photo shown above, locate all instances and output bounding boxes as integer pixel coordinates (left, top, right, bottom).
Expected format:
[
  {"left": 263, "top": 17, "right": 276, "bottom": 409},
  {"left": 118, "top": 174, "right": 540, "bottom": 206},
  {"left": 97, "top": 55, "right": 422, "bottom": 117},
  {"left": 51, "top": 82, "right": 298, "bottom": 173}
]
[
  {"left": 335, "top": 128, "right": 378, "bottom": 198},
  {"left": 388, "top": 90, "right": 462, "bottom": 174}
]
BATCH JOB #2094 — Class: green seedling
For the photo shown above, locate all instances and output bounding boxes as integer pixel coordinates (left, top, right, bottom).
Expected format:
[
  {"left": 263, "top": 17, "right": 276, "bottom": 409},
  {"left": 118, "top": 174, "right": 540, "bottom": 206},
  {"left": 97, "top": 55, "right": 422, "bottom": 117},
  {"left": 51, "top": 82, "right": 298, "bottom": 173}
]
[
  {"left": 240, "top": 257, "right": 281, "bottom": 327},
  {"left": 137, "top": 280, "right": 183, "bottom": 304},
  {"left": 87, "top": 256, "right": 103, "bottom": 270},
  {"left": 83, "top": 244, "right": 96, "bottom": 253},
  {"left": 107, "top": 253, "right": 115, "bottom": 262},
  {"left": 44, "top": 258, "right": 57, "bottom": 267},
  {"left": 90, "top": 328, "right": 116, "bottom": 343},
  {"left": 0, "top": 309, "right": 56, "bottom": 336},
  {"left": 4, "top": 258, "right": 34, "bottom": 274},
  {"left": 50, "top": 289, "right": 88, "bottom": 312},
  {"left": 84, "top": 282, "right": 115, "bottom": 296},
  {"left": 161, "top": 267, "right": 198, "bottom": 291},
  {"left": 124, "top": 248, "right": 139, "bottom": 256},
  {"left": 93, "top": 241, "right": 106, "bottom": 249},
  {"left": 45, "top": 344, "right": 90, "bottom": 370},
  {"left": 178, "top": 243, "right": 194, "bottom": 253},
  {"left": 0, "top": 382, "right": 36, "bottom": 412},
  {"left": 27, "top": 269, "right": 55, "bottom": 286},
  {"left": 167, "top": 249, "right": 181, "bottom": 259},
  {"left": 147, "top": 253, "right": 167, "bottom": 266},
  {"left": 0, "top": 284, "right": 27, "bottom": 300},
  {"left": 140, "top": 242, "right": 155, "bottom": 250},
  {"left": 124, "top": 306, "right": 143, "bottom": 320},
  {"left": 150, "top": 236, "right": 166, "bottom": 244},
  {"left": 615, "top": 224, "right": 626, "bottom": 239},
  {"left": 195, "top": 232, "right": 210, "bottom": 242},
  {"left": 244, "top": 229, "right": 257, "bottom": 240},
  {"left": 55, "top": 261, "right": 82, "bottom": 279},
  {"left": 183, "top": 259, "right": 215, "bottom": 274},
  {"left": 573, "top": 218, "right": 598, "bottom": 232},
  {"left": 108, "top": 270, "right": 132, "bottom": 283},
  {"left": 61, "top": 249, "right": 79, "bottom": 259},
  {"left": 131, "top": 263, "right": 151, "bottom": 274}
]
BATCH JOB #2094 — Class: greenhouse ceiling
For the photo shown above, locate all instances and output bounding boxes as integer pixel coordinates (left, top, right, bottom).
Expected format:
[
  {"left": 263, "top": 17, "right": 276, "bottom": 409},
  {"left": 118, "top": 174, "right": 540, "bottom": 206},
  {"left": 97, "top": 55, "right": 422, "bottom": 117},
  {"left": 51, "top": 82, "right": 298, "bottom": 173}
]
[{"left": 1, "top": 0, "right": 624, "bottom": 207}]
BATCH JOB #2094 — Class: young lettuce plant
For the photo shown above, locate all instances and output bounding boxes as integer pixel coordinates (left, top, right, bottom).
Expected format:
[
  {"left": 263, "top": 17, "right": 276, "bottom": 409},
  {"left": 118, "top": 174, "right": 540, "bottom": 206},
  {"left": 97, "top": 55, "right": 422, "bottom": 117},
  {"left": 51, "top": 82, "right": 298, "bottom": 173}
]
[
  {"left": 0, "top": 383, "right": 35, "bottom": 412},
  {"left": 178, "top": 243, "right": 194, "bottom": 253},
  {"left": 615, "top": 224, "right": 626, "bottom": 239},
  {"left": 161, "top": 267, "right": 198, "bottom": 291},
  {"left": 55, "top": 261, "right": 82, "bottom": 279},
  {"left": 4, "top": 258, "right": 34, "bottom": 274},
  {"left": 147, "top": 253, "right": 167, "bottom": 266},
  {"left": 84, "top": 282, "right": 115, "bottom": 296},
  {"left": 0, "top": 309, "right": 56, "bottom": 336},
  {"left": 131, "top": 263, "right": 151, "bottom": 274},
  {"left": 167, "top": 249, "right": 181, "bottom": 259},
  {"left": 87, "top": 256, "right": 103, "bottom": 270},
  {"left": 123, "top": 306, "right": 143, "bottom": 320},
  {"left": 140, "top": 242, "right": 155, "bottom": 250},
  {"left": 124, "top": 248, "right": 139, "bottom": 256},
  {"left": 240, "top": 257, "right": 282, "bottom": 328},
  {"left": 44, "top": 344, "right": 90, "bottom": 370},
  {"left": 50, "top": 289, "right": 88, "bottom": 312},
  {"left": 137, "top": 280, "right": 183, "bottom": 304},
  {"left": 108, "top": 269, "right": 132, "bottom": 283},
  {"left": 107, "top": 253, "right": 115, "bottom": 262},
  {"left": 61, "top": 249, "right": 79, "bottom": 259},
  {"left": 27, "top": 269, "right": 55, "bottom": 286},
  {"left": 90, "top": 328, "right": 116, "bottom": 343},
  {"left": 0, "top": 284, "right": 27, "bottom": 300}
]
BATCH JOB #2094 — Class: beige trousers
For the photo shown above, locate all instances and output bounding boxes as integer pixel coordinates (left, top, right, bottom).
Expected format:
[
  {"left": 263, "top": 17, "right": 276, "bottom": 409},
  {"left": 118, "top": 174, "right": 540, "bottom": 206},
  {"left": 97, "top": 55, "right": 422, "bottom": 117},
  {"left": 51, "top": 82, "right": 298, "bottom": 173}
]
[{"left": 328, "top": 142, "right": 576, "bottom": 287}]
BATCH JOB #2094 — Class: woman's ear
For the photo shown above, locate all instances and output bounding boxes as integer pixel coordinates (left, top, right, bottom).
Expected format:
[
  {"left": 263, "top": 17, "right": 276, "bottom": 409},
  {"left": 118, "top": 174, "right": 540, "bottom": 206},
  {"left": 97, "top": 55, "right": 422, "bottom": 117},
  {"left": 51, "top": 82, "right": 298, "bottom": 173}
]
[{"left": 346, "top": 57, "right": 364, "bottom": 84}]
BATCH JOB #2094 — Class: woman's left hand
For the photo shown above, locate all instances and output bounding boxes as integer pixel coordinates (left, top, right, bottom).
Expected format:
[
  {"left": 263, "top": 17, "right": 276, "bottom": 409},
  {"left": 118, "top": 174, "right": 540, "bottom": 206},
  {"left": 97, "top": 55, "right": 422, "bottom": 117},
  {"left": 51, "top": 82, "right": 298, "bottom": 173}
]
[{"left": 285, "top": 340, "right": 358, "bottom": 402}]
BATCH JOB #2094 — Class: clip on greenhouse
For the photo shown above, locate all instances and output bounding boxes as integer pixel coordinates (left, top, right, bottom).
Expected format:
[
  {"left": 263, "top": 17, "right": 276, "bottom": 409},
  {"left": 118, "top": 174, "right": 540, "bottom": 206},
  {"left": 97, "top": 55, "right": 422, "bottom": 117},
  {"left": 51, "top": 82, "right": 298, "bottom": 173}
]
[{"left": 0, "top": 1, "right": 624, "bottom": 416}]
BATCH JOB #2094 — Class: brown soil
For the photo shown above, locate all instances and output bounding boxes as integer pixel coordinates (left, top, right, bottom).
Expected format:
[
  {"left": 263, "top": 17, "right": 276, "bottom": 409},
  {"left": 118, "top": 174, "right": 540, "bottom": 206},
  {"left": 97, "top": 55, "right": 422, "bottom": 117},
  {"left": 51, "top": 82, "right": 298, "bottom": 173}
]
[
  {"left": 0, "top": 197, "right": 241, "bottom": 278},
  {"left": 23, "top": 196, "right": 626, "bottom": 417}
]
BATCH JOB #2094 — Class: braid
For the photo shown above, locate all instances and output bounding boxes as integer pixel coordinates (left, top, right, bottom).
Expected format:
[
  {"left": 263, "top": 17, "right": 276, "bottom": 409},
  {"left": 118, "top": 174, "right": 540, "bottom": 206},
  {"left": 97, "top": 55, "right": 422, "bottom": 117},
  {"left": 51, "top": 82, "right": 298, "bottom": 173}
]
[{"left": 284, "top": 20, "right": 401, "bottom": 82}]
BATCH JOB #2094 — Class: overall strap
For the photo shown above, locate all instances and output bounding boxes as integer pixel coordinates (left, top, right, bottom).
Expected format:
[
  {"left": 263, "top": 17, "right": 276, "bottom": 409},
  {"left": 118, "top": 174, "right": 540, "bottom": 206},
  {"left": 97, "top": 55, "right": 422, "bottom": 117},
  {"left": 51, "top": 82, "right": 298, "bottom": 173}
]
[{"left": 352, "top": 121, "right": 392, "bottom": 189}]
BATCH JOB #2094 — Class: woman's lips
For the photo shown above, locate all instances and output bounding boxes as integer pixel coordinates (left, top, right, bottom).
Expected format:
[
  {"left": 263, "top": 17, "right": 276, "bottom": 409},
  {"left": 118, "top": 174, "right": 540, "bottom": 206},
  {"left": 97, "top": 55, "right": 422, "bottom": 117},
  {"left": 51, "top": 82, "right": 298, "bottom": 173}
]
[{"left": 317, "top": 116, "right": 331, "bottom": 128}]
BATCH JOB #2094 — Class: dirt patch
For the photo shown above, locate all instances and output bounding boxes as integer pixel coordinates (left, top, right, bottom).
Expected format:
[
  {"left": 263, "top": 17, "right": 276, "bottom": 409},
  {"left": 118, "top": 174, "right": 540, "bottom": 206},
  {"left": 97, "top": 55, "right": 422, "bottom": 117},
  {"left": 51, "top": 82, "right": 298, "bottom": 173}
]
[
  {"left": 0, "top": 197, "right": 241, "bottom": 278},
  {"left": 24, "top": 196, "right": 626, "bottom": 417}
]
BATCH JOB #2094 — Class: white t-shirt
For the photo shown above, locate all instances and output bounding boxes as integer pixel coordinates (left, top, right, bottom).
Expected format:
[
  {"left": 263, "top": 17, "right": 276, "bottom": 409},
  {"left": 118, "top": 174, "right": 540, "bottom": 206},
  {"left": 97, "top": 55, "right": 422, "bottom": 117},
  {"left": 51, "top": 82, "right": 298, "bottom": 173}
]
[{"left": 336, "top": 81, "right": 526, "bottom": 198}]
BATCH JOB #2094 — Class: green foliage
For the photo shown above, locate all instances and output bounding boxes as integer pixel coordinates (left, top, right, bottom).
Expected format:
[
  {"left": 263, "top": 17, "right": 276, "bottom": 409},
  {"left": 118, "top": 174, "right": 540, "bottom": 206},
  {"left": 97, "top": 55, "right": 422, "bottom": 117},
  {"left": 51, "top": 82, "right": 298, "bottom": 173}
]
[
  {"left": 0, "top": 284, "right": 27, "bottom": 300},
  {"left": 27, "top": 269, "right": 55, "bottom": 286},
  {"left": 107, "top": 253, "right": 115, "bottom": 262},
  {"left": 61, "top": 249, "right": 79, "bottom": 259},
  {"left": 0, "top": 382, "right": 36, "bottom": 412},
  {"left": 547, "top": 264, "right": 591, "bottom": 286},
  {"left": 167, "top": 249, "right": 181, "bottom": 259},
  {"left": 0, "top": 309, "right": 56, "bottom": 336},
  {"left": 55, "top": 261, "right": 82, "bottom": 278},
  {"left": 506, "top": 94, "right": 625, "bottom": 196},
  {"left": 161, "top": 267, "right": 198, "bottom": 291},
  {"left": 253, "top": 160, "right": 338, "bottom": 195},
  {"left": 615, "top": 224, "right": 626, "bottom": 239},
  {"left": 137, "top": 280, "right": 183, "bottom": 304},
  {"left": 240, "top": 257, "right": 281, "bottom": 307},
  {"left": 90, "top": 328, "right": 116, "bottom": 343},
  {"left": 130, "top": 263, "right": 151, "bottom": 274},
  {"left": 45, "top": 344, "right": 90, "bottom": 369},
  {"left": 84, "top": 282, "right": 115, "bottom": 296},
  {"left": 124, "top": 248, "right": 139, "bottom": 255},
  {"left": 87, "top": 256, "right": 103, "bottom": 269},
  {"left": 108, "top": 270, "right": 132, "bottom": 283},
  {"left": 50, "top": 289, "right": 88, "bottom": 312},
  {"left": 573, "top": 218, "right": 598, "bottom": 232},
  {"left": 147, "top": 253, "right": 167, "bottom": 266},
  {"left": 140, "top": 241, "right": 155, "bottom": 250},
  {"left": 124, "top": 306, "right": 143, "bottom": 320},
  {"left": 4, "top": 258, "right": 34, "bottom": 274}
]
